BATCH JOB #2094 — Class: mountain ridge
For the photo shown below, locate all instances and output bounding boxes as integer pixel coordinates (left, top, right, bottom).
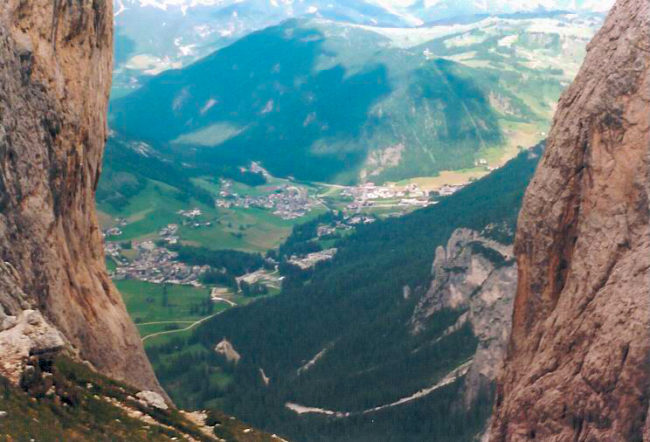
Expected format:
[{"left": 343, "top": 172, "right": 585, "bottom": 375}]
[{"left": 111, "top": 0, "right": 613, "bottom": 96}]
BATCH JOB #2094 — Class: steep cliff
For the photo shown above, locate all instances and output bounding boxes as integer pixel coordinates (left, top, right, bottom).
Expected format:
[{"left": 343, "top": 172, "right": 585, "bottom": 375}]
[
  {"left": 411, "top": 228, "right": 517, "bottom": 409},
  {"left": 491, "top": 0, "right": 650, "bottom": 440},
  {"left": 0, "top": 1, "right": 159, "bottom": 392}
]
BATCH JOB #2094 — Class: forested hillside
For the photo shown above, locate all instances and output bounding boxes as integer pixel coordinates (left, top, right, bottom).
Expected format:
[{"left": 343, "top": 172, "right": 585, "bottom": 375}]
[{"left": 145, "top": 145, "right": 543, "bottom": 441}]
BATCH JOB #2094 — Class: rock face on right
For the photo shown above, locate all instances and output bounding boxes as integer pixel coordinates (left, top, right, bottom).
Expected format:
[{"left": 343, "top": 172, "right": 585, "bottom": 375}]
[{"left": 490, "top": 0, "right": 650, "bottom": 440}]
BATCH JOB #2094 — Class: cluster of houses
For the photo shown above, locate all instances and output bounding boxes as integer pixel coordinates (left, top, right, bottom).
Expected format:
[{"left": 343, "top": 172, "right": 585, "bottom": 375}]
[
  {"left": 159, "top": 223, "right": 180, "bottom": 245},
  {"left": 108, "top": 240, "right": 207, "bottom": 286},
  {"left": 215, "top": 181, "right": 321, "bottom": 220},
  {"left": 347, "top": 215, "right": 376, "bottom": 225},
  {"left": 177, "top": 208, "right": 213, "bottom": 229},
  {"left": 437, "top": 184, "right": 465, "bottom": 197},
  {"left": 289, "top": 248, "right": 338, "bottom": 270},
  {"left": 342, "top": 182, "right": 434, "bottom": 211},
  {"left": 178, "top": 208, "right": 202, "bottom": 219},
  {"left": 102, "top": 218, "right": 128, "bottom": 239},
  {"left": 104, "top": 227, "right": 123, "bottom": 237},
  {"left": 105, "top": 241, "right": 125, "bottom": 261},
  {"left": 314, "top": 215, "right": 376, "bottom": 239},
  {"left": 473, "top": 158, "right": 499, "bottom": 172}
]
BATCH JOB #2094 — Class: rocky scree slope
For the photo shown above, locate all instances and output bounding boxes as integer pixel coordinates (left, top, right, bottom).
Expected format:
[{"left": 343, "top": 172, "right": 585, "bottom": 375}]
[
  {"left": 491, "top": 0, "right": 650, "bottom": 440},
  {"left": 0, "top": 0, "right": 159, "bottom": 393}
]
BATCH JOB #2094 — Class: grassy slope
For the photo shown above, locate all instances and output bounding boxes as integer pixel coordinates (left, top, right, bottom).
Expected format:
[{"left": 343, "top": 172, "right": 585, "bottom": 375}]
[
  {"left": 0, "top": 356, "right": 272, "bottom": 442},
  {"left": 97, "top": 176, "right": 316, "bottom": 253},
  {"left": 117, "top": 280, "right": 214, "bottom": 325}
]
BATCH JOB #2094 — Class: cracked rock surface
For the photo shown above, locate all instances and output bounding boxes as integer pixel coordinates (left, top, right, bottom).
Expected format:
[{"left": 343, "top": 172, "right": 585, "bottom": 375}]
[{"left": 491, "top": 0, "right": 650, "bottom": 440}]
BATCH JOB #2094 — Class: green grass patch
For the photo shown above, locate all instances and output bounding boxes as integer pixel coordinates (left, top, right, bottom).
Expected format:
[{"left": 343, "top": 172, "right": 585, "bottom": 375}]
[
  {"left": 105, "top": 257, "right": 117, "bottom": 273},
  {"left": 116, "top": 280, "right": 213, "bottom": 325}
]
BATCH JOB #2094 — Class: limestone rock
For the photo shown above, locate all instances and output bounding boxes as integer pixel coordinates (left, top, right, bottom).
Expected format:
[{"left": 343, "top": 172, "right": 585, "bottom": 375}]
[
  {"left": 0, "top": 309, "right": 65, "bottom": 384},
  {"left": 215, "top": 338, "right": 242, "bottom": 364},
  {"left": 136, "top": 391, "right": 169, "bottom": 411},
  {"left": 0, "top": 1, "right": 160, "bottom": 393},
  {"left": 411, "top": 228, "right": 517, "bottom": 407},
  {"left": 491, "top": 0, "right": 650, "bottom": 439}
]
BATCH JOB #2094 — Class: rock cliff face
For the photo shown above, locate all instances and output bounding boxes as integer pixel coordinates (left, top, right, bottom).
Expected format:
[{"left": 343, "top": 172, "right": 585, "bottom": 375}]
[
  {"left": 411, "top": 228, "right": 517, "bottom": 408},
  {"left": 491, "top": 0, "right": 650, "bottom": 440},
  {"left": 0, "top": 1, "right": 160, "bottom": 392}
]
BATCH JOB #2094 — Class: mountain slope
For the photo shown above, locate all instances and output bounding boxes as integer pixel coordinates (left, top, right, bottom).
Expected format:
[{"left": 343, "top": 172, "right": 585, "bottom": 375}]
[
  {"left": 111, "top": 0, "right": 416, "bottom": 95},
  {"left": 0, "top": 354, "right": 272, "bottom": 441},
  {"left": 405, "top": 0, "right": 613, "bottom": 23},
  {"left": 110, "top": 20, "right": 496, "bottom": 183},
  {"left": 491, "top": 0, "right": 650, "bottom": 439},
  {"left": 110, "top": 15, "right": 599, "bottom": 184}
]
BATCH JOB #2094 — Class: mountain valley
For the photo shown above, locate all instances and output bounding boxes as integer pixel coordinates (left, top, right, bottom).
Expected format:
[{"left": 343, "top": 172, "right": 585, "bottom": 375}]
[
  {"left": 1, "top": 0, "right": 648, "bottom": 441},
  {"left": 98, "top": 10, "right": 607, "bottom": 278},
  {"left": 139, "top": 144, "right": 543, "bottom": 441}
]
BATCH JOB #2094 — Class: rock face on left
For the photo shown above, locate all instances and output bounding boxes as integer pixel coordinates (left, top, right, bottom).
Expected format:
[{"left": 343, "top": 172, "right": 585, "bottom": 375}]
[{"left": 0, "top": 1, "right": 160, "bottom": 392}]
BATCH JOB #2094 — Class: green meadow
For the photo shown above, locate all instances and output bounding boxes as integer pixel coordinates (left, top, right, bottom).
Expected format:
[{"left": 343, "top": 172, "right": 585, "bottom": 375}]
[
  {"left": 116, "top": 279, "right": 214, "bottom": 324},
  {"left": 98, "top": 175, "right": 326, "bottom": 253}
]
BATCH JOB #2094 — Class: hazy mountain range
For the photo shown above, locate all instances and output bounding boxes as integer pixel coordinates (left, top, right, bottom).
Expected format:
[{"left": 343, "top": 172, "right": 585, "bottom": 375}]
[
  {"left": 112, "top": 0, "right": 613, "bottom": 95},
  {"left": 110, "top": 13, "right": 603, "bottom": 183}
]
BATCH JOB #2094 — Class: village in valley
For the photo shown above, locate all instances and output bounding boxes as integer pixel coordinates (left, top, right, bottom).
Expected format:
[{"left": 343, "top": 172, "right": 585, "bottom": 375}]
[
  {"left": 215, "top": 179, "right": 321, "bottom": 220},
  {"left": 101, "top": 167, "right": 472, "bottom": 314},
  {"left": 105, "top": 238, "right": 207, "bottom": 286},
  {"left": 339, "top": 181, "right": 463, "bottom": 211}
]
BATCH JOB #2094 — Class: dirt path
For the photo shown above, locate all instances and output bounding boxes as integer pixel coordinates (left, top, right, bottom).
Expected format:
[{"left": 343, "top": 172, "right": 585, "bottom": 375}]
[
  {"left": 361, "top": 360, "right": 473, "bottom": 414},
  {"left": 140, "top": 297, "right": 239, "bottom": 341},
  {"left": 285, "top": 359, "right": 473, "bottom": 417},
  {"left": 141, "top": 312, "right": 223, "bottom": 342},
  {"left": 211, "top": 296, "right": 237, "bottom": 307},
  {"left": 137, "top": 320, "right": 195, "bottom": 326}
]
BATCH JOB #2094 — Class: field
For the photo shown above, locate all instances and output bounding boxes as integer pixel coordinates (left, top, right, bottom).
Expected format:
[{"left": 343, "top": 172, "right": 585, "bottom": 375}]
[
  {"left": 393, "top": 168, "right": 487, "bottom": 190},
  {"left": 178, "top": 207, "right": 325, "bottom": 252},
  {"left": 101, "top": 172, "right": 322, "bottom": 352},
  {"left": 116, "top": 280, "right": 215, "bottom": 323},
  {"left": 99, "top": 179, "right": 200, "bottom": 241}
]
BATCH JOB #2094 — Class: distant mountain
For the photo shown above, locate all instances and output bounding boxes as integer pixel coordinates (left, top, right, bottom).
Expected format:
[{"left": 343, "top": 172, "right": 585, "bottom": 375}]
[
  {"left": 110, "top": 13, "right": 602, "bottom": 183},
  {"left": 403, "top": 0, "right": 614, "bottom": 23},
  {"left": 111, "top": 0, "right": 613, "bottom": 94},
  {"left": 112, "top": 0, "right": 414, "bottom": 95}
]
